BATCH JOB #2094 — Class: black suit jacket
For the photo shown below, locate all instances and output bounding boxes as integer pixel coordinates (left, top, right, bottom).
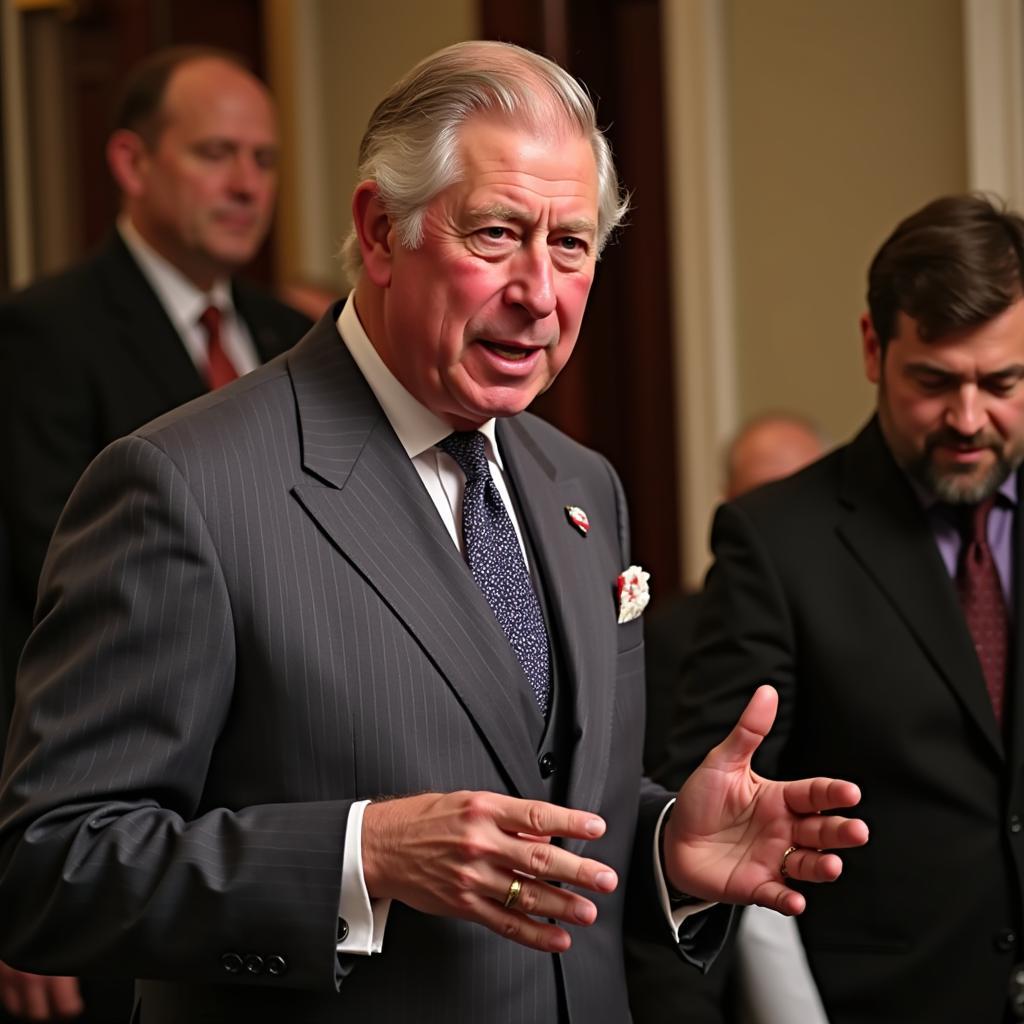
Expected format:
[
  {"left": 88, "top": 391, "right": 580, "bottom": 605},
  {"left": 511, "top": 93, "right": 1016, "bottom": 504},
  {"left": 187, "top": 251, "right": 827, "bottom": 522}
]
[
  {"left": 661, "top": 417, "right": 1024, "bottom": 1024},
  {"left": 0, "top": 232, "right": 311, "bottom": 714},
  {"left": 0, "top": 312, "right": 722, "bottom": 1022}
]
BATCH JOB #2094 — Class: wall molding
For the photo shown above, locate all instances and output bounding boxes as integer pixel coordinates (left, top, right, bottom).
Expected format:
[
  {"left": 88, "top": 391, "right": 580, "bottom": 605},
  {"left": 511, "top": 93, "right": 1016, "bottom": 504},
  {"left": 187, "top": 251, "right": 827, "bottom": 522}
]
[
  {"left": 963, "top": 0, "right": 1024, "bottom": 205},
  {"left": 661, "top": 0, "right": 738, "bottom": 587}
]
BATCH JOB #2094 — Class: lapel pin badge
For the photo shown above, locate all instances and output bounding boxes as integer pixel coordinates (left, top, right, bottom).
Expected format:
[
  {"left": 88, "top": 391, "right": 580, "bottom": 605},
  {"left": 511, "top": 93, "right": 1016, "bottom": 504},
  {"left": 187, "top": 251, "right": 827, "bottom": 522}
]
[
  {"left": 617, "top": 565, "right": 650, "bottom": 623},
  {"left": 564, "top": 505, "right": 590, "bottom": 537}
]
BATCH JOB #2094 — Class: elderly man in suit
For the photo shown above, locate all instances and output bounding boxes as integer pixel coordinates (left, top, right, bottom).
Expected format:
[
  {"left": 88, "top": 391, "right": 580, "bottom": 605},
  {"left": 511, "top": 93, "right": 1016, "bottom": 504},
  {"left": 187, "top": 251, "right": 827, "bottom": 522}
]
[
  {"left": 0, "top": 45, "right": 310, "bottom": 1023},
  {"left": 0, "top": 42, "right": 866, "bottom": 1023},
  {"left": 661, "top": 193, "right": 1024, "bottom": 1024}
]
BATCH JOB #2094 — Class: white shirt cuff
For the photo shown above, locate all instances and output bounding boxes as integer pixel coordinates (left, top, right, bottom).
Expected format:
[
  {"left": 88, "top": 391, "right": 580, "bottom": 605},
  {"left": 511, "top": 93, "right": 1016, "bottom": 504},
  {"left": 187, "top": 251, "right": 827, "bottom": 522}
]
[
  {"left": 653, "top": 799, "right": 715, "bottom": 938},
  {"left": 337, "top": 799, "right": 392, "bottom": 954}
]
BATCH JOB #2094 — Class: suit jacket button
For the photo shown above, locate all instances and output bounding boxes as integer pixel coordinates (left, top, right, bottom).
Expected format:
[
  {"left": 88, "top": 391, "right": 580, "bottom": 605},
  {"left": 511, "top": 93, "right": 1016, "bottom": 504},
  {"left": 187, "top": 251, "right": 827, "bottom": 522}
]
[
  {"left": 994, "top": 928, "right": 1017, "bottom": 952},
  {"left": 267, "top": 954, "right": 288, "bottom": 977},
  {"left": 337, "top": 917, "right": 350, "bottom": 942},
  {"left": 1010, "top": 814, "right": 1022, "bottom": 834},
  {"left": 539, "top": 752, "right": 558, "bottom": 778},
  {"left": 243, "top": 954, "right": 265, "bottom": 975},
  {"left": 220, "top": 952, "right": 243, "bottom": 974}
]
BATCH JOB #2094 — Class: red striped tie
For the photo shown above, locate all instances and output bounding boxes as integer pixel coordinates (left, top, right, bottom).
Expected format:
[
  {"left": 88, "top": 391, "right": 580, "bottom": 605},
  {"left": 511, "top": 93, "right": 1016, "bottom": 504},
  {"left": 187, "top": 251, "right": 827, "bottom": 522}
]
[{"left": 198, "top": 305, "right": 238, "bottom": 390}]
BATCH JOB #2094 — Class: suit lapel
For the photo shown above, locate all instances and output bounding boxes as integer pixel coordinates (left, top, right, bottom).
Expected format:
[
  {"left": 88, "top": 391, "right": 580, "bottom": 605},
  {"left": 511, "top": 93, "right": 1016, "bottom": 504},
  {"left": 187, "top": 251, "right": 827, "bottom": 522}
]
[
  {"left": 288, "top": 316, "right": 544, "bottom": 800},
  {"left": 499, "top": 418, "right": 617, "bottom": 842},
  {"left": 836, "top": 420, "right": 1003, "bottom": 758},
  {"left": 95, "top": 233, "right": 206, "bottom": 407}
]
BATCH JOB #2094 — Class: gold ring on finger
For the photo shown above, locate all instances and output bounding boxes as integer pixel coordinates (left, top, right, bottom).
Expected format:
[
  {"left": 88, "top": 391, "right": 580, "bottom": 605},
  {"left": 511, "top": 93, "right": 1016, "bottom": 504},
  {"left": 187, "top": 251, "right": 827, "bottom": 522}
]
[
  {"left": 780, "top": 845, "right": 799, "bottom": 879},
  {"left": 503, "top": 877, "right": 523, "bottom": 909}
]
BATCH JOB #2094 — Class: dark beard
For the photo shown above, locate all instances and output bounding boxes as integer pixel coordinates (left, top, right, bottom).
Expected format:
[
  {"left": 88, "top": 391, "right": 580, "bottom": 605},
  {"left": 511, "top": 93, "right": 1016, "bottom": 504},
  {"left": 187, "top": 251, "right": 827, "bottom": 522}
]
[{"left": 904, "top": 431, "right": 1018, "bottom": 504}]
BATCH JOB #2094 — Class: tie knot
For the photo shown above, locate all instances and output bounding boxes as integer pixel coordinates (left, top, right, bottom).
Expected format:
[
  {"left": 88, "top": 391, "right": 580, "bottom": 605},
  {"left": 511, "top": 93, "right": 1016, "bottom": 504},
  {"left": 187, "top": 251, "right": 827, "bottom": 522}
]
[
  {"left": 438, "top": 431, "right": 489, "bottom": 482},
  {"left": 963, "top": 495, "right": 998, "bottom": 545},
  {"left": 199, "top": 304, "right": 222, "bottom": 337}
]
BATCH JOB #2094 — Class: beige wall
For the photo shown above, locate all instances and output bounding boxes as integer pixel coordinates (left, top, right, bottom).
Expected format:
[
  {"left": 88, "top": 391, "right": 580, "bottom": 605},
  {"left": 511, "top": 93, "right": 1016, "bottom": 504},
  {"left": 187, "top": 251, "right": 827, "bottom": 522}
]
[{"left": 726, "top": 0, "right": 968, "bottom": 444}]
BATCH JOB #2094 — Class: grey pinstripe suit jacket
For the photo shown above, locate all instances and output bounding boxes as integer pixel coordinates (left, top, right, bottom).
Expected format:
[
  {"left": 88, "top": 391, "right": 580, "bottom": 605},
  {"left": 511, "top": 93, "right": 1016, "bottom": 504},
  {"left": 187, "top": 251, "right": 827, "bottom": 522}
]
[{"left": 0, "top": 311, "right": 697, "bottom": 1022}]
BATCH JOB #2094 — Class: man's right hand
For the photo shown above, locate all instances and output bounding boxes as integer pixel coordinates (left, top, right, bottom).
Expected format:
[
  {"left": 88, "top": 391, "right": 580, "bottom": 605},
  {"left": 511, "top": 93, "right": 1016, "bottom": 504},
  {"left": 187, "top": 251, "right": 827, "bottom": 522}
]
[
  {"left": 0, "top": 963, "right": 83, "bottom": 1021},
  {"left": 361, "top": 791, "right": 618, "bottom": 952}
]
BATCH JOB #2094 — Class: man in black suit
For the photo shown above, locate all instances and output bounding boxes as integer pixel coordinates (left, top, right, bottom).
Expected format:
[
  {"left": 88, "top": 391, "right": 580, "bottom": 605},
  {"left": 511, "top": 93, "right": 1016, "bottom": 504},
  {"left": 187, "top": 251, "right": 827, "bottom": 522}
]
[
  {"left": 0, "top": 42, "right": 866, "bottom": 1023},
  {"left": 661, "top": 193, "right": 1024, "bottom": 1024},
  {"left": 0, "top": 46, "right": 310, "bottom": 1022}
]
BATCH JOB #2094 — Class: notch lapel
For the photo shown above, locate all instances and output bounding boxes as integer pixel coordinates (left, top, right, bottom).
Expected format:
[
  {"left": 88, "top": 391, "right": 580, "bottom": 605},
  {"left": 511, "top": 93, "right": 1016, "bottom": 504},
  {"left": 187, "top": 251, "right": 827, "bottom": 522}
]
[
  {"left": 836, "top": 421, "right": 1003, "bottom": 758},
  {"left": 499, "top": 418, "right": 618, "bottom": 848},
  {"left": 287, "top": 317, "right": 544, "bottom": 800}
]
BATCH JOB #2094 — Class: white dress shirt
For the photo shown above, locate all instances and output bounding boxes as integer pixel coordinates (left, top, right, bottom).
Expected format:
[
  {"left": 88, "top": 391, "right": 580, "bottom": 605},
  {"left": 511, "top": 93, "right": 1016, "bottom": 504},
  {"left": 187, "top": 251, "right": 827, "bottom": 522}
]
[{"left": 117, "top": 214, "right": 260, "bottom": 377}]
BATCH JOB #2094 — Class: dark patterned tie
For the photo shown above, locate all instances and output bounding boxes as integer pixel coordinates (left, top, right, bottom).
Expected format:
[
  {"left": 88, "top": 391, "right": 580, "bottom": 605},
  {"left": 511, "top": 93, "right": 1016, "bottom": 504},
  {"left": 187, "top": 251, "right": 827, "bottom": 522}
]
[
  {"left": 198, "top": 305, "right": 238, "bottom": 390},
  {"left": 438, "top": 431, "right": 551, "bottom": 715},
  {"left": 956, "top": 496, "right": 1007, "bottom": 727}
]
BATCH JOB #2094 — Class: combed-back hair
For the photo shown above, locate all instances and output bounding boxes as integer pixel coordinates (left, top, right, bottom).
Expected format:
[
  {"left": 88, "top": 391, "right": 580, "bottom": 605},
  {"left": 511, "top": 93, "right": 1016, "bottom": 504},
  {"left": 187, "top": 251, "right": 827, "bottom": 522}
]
[
  {"left": 341, "top": 40, "right": 629, "bottom": 284},
  {"left": 867, "top": 193, "right": 1024, "bottom": 349}
]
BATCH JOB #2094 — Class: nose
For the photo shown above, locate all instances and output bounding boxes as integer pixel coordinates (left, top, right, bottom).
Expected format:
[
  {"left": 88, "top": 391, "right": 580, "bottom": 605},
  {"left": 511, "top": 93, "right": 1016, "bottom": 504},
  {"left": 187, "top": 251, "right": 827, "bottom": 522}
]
[
  {"left": 227, "top": 154, "right": 264, "bottom": 201},
  {"left": 504, "top": 243, "right": 557, "bottom": 319},
  {"left": 946, "top": 383, "right": 987, "bottom": 437}
]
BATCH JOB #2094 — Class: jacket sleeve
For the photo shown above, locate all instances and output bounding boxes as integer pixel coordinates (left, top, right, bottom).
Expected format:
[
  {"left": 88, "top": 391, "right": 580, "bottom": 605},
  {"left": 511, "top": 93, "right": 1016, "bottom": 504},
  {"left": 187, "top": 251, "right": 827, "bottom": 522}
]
[{"left": 0, "top": 435, "right": 351, "bottom": 992}]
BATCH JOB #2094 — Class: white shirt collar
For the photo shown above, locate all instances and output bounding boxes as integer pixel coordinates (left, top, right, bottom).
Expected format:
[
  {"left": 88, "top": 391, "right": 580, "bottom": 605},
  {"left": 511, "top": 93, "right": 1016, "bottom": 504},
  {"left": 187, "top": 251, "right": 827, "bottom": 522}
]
[
  {"left": 336, "top": 293, "right": 503, "bottom": 466},
  {"left": 117, "top": 214, "right": 234, "bottom": 334}
]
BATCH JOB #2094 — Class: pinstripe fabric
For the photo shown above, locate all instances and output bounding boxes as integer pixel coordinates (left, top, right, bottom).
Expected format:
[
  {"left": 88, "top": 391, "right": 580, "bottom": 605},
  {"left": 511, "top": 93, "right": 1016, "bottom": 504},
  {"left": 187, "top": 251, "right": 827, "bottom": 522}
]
[{"left": 0, "top": 311, "right": 677, "bottom": 1022}]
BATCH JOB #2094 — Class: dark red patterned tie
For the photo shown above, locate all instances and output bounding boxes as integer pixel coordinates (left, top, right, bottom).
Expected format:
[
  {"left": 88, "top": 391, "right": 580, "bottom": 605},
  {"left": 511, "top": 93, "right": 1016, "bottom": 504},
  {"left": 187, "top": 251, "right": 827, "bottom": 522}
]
[
  {"left": 198, "top": 305, "right": 238, "bottom": 390},
  {"left": 956, "top": 496, "right": 1007, "bottom": 726}
]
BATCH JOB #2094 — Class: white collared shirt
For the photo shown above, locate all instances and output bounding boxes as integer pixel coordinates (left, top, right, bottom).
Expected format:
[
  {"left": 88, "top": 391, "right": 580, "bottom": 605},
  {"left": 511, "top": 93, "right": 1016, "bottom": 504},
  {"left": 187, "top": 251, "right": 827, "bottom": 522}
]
[
  {"left": 117, "top": 215, "right": 261, "bottom": 378},
  {"left": 337, "top": 294, "right": 529, "bottom": 564}
]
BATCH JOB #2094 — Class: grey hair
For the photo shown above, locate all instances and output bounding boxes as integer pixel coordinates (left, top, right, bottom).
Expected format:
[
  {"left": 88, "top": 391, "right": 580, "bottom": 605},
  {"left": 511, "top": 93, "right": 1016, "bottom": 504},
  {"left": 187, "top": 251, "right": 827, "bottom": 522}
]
[{"left": 341, "top": 40, "right": 629, "bottom": 285}]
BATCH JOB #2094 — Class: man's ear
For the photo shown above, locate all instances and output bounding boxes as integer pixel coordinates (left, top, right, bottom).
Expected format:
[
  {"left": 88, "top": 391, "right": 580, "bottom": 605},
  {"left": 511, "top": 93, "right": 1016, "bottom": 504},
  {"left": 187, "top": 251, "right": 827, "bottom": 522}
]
[
  {"left": 106, "top": 129, "right": 155, "bottom": 198},
  {"left": 861, "top": 311, "right": 883, "bottom": 384},
  {"left": 352, "top": 181, "right": 395, "bottom": 287}
]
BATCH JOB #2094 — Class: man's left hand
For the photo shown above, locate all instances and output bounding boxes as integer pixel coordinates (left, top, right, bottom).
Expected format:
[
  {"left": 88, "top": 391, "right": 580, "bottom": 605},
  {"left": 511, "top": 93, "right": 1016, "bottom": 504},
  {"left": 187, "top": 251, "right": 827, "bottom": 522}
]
[{"left": 662, "top": 684, "right": 869, "bottom": 916}]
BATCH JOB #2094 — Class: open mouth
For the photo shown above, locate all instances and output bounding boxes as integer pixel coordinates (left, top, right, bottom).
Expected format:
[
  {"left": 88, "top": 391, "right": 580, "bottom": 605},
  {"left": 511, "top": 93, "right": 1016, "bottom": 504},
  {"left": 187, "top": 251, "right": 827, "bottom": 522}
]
[{"left": 479, "top": 340, "right": 538, "bottom": 361}]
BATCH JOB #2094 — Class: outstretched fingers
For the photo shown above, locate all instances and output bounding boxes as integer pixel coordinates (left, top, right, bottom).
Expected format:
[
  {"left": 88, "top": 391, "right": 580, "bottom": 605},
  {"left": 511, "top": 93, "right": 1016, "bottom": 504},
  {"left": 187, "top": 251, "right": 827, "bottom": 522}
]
[{"left": 784, "top": 776, "right": 862, "bottom": 814}]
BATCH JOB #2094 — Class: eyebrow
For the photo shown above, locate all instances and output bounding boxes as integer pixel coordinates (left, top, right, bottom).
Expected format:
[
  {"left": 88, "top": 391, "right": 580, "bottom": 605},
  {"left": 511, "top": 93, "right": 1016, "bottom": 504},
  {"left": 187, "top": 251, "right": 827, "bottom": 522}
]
[
  {"left": 905, "top": 362, "right": 1024, "bottom": 379},
  {"left": 466, "top": 203, "right": 597, "bottom": 236}
]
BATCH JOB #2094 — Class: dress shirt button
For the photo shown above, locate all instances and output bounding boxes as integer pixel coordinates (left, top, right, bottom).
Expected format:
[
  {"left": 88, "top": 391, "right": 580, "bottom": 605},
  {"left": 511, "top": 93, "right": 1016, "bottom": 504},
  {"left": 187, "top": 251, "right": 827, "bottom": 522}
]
[
  {"left": 1010, "top": 814, "right": 1022, "bottom": 834},
  {"left": 539, "top": 752, "right": 558, "bottom": 778},
  {"left": 337, "top": 917, "right": 350, "bottom": 943},
  {"left": 267, "top": 954, "right": 288, "bottom": 977},
  {"left": 243, "top": 953, "right": 265, "bottom": 975},
  {"left": 994, "top": 928, "right": 1017, "bottom": 952},
  {"left": 220, "top": 952, "right": 243, "bottom": 975}
]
